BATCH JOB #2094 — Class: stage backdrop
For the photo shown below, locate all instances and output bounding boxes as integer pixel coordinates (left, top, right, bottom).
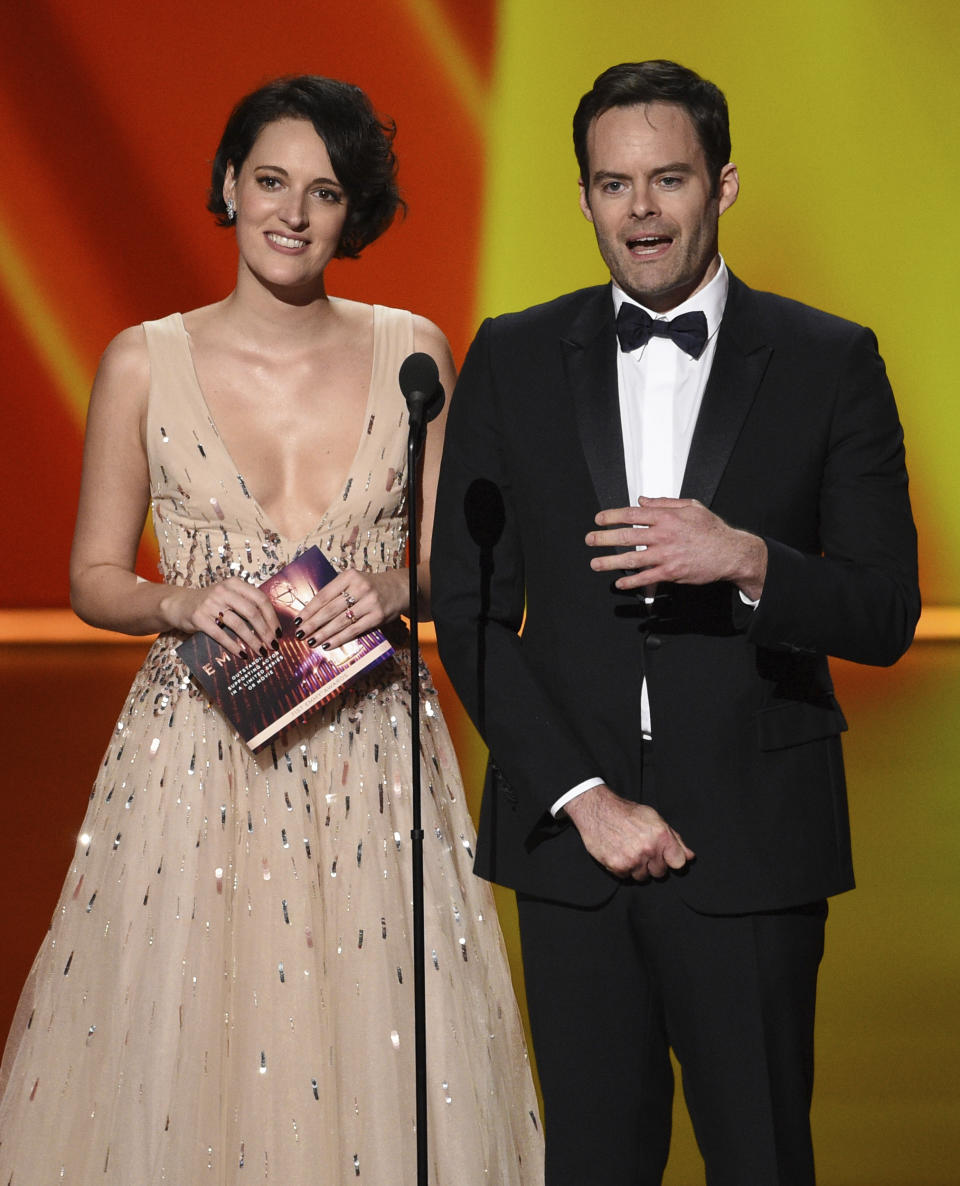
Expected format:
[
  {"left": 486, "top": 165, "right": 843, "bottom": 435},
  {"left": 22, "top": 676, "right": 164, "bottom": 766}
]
[{"left": 1, "top": 2, "right": 957, "bottom": 1183}]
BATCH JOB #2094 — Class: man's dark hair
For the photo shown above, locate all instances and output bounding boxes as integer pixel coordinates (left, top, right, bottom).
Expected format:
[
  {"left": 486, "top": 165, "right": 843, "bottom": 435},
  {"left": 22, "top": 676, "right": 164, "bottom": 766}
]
[
  {"left": 208, "top": 75, "right": 403, "bottom": 259},
  {"left": 573, "top": 60, "right": 731, "bottom": 193}
]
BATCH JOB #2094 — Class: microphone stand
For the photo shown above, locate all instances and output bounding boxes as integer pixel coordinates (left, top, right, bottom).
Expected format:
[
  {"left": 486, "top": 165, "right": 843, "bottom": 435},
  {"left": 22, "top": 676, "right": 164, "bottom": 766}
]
[
  {"left": 398, "top": 352, "right": 443, "bottom": 1186},
  {"left": 406, "top": 412, "right": 429, "bottom": 1186}
]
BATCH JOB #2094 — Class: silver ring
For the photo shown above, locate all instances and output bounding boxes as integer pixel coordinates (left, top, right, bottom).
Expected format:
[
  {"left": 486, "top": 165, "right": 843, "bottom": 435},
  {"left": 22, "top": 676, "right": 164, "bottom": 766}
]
[{"left": 343, "top": 591, "right": 357, "bottom": 607}]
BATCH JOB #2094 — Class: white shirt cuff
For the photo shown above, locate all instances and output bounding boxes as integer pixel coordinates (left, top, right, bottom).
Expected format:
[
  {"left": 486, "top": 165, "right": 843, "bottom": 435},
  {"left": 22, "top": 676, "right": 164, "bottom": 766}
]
[
  {"left": 738, "top": 589, "right": 760, "bottom": 607},
  {"left": 551, "top": 777, "right": 605, "bottom": 818}
]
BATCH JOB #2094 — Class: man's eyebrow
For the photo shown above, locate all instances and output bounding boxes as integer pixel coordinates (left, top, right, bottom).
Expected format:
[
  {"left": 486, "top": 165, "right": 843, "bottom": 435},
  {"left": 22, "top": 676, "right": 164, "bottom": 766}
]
[{"left": 590, "top": 162, "right": 697, "bottom": 185}]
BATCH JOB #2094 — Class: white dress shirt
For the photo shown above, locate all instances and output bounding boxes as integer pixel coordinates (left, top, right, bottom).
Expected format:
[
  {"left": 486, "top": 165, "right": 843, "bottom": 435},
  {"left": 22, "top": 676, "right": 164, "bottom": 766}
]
[{"left": 551, "top": 261, "right": 730, "bottom": 817}]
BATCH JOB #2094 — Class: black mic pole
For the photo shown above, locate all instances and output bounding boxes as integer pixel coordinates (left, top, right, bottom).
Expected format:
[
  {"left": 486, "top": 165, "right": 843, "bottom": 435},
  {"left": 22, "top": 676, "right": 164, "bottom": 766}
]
[{"left": 398, "top": 353, "right": 445, "bottom": 1186}]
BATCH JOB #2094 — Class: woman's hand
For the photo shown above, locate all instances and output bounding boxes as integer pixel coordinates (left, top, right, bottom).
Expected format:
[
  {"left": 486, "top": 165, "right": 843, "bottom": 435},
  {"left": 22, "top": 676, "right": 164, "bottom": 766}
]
[
  {"left": 164, "top": 578, "right": 281, "bottom": 659},
  {"left": 293, "top": 569, "right": 408, "bottom": 650}
]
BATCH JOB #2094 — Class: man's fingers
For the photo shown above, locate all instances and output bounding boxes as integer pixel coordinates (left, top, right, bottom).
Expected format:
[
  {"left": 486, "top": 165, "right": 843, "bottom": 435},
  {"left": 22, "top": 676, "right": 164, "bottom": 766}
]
[
  {"left": 664, "top": 826, "right": 695, "bottom": 867},
  {"left": 592, "top": 497, "right": 696, "bottom": 528},
  {"left": 600, "top": 835, "right": 694, "bottom": 882},
  {"left": 571, "top": 788, "right": 694, "bottom": 882},
  {"left": 586, "top": 526, "right": 651, "bottom": 549},
  {"left": 594, "top": 505, "right": 645, "bottom": 528},
  {"left": 616, "top": 562, "right": 665, "bottom": 581},
  {"left": 591, "top": 552, "right": 653, "bottom": 575},
  {"left": 665, "top": 842, "right": 694, "bottom": 870},
  {"left": 632, "top": 834, "right": 694, "bottom": 880},
  {"left": 637, "top": 496, "right": 692, "bottom": 510}
]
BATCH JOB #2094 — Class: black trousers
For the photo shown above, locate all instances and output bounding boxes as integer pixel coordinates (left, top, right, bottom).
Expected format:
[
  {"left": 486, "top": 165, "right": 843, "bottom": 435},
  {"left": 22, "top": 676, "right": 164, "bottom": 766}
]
[{"left": 517, "top": 752, "right": 827, "bottom": 1186}]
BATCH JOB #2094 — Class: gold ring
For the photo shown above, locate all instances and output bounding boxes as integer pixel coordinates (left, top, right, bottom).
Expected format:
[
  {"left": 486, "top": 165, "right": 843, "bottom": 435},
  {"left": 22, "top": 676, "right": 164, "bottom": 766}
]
[{"left": 345, "top": 608, "right": 355, "bottom": 621}]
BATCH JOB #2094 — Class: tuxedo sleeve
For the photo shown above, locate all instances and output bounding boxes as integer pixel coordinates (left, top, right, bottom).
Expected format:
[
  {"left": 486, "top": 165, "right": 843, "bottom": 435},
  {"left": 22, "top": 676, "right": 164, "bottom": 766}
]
[
  {"left": 430, "top": 319, "right": 600, "bottom": 834},
  {"left": 747, "top": 324, "right": 920, "bottom": 665}
]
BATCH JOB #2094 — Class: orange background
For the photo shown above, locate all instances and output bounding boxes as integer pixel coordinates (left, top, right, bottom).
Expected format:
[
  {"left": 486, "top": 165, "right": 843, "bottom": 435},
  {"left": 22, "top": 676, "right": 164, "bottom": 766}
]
[{"left": 0, "top": 0, "right": 493, "bottom": 601}]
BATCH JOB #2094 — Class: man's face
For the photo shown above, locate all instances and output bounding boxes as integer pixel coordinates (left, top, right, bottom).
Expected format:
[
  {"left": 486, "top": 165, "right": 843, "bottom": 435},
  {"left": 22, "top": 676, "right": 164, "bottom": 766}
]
[{"left": 579, "top": 102, "right": 739, "bottom": 313}]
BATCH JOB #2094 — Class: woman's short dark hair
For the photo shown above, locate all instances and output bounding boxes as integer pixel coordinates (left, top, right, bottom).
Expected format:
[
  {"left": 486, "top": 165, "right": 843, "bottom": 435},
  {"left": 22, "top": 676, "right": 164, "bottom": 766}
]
[
  {"left": 573, "top": 61, "right": 731, "bottom": 195},
  {"left": 208, "top": 75, "right": 403, "bottom": 259}
]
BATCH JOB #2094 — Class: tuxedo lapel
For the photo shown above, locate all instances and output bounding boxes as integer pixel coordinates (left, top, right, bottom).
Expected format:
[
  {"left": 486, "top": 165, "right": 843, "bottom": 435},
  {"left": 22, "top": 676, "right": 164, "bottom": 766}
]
[
  {"left": 561, "top": 287, "right": 629, "bottom": 512},
  {"left": 558, "top": 277, "right": 773, "bottom": 512},
  {"left": 680, "top": 274, "right": 773, "bottom": 505}
]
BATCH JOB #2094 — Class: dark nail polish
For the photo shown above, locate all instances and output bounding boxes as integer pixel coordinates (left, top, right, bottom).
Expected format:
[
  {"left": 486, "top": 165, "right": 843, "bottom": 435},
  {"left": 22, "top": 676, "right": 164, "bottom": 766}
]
[
  {"left": 319, "top": 642, "right": 329, "bottom": 651},
  {"left": 293, "top": 617, "right": 302, "bottom": 627},
  {"left": 240, "top": 650, "right": 249, "bottom": 660},
  {"left": 295, "top": 630, "right": 304, "bottom": 640},
  {"left": 259, "top": 646, "right": 268, "bottom": 658},
  {"left": 308, "top": 637, "right": 317, "bottom": 647},
  {"left": 271, "top": 639, "right": 280, "bottom": 651},
  {"left": 275, "top": 626, "right": 283, "bottom": 638}
]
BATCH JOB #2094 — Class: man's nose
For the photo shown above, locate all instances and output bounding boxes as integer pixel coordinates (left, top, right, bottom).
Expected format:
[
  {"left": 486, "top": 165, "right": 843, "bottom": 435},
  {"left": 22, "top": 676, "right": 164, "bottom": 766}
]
[{"left": 628, "top": 184, "right": 659, "bottom": 219}]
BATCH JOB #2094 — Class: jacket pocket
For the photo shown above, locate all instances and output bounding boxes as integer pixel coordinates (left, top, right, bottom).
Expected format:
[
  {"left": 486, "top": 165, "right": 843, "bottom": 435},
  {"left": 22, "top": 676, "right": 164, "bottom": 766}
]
[{"left": 756, "top": 698, "right": 848, "bottom": 751}]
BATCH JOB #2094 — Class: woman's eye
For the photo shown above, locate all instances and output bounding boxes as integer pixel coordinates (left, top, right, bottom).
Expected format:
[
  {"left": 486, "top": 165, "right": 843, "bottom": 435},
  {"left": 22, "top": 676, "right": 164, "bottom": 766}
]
[
  {"left": 258, "top": 175, "right": 281, "bottom": 189},
  {"left": 315, "top": 188, "right": 343, "bottom": 203}
]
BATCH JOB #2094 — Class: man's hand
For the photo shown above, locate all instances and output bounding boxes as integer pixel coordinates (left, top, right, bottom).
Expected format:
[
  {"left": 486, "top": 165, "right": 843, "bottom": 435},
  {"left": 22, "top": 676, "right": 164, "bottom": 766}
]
[
  {"left": 585, "top": 497, "right": 767, "bottom": 601},
  {"left": 564, "top": 784, "right": 694, "bottom": 881}
]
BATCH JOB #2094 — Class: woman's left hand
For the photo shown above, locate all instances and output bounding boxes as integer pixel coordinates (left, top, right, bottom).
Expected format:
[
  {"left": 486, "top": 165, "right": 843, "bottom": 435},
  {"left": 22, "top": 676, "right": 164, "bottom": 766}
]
[{"left": 293, "top": 568, "right": 408, "bottom": 650}]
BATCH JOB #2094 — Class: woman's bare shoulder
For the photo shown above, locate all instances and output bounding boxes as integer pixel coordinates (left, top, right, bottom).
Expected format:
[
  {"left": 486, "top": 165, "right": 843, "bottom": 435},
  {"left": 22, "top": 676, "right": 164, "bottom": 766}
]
[
  {"left": 410, "top": 312, "right": 451, "bottom": 356},
  {"left": 92, "top": 324, "right": 151, "bottom": 403}
]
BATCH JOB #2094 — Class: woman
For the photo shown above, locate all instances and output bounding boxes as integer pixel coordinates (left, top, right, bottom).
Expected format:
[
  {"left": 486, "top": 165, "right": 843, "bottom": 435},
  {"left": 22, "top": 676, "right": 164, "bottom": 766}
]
[{"left": 0, "top": 76, "right": 542, "bottom": 1184}]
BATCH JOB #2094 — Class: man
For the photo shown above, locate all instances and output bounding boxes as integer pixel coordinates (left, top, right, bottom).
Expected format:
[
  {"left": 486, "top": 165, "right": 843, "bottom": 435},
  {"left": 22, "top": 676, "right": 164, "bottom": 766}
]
[{"left": 431, "top": 60, "right": 919, "bottom": 1185}]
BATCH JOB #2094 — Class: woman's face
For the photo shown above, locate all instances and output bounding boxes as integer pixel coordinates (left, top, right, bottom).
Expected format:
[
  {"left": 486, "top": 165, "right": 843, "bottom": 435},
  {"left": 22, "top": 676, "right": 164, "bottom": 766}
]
[{"left": 224, "top": 117, "right": 349, "bottom": 294}]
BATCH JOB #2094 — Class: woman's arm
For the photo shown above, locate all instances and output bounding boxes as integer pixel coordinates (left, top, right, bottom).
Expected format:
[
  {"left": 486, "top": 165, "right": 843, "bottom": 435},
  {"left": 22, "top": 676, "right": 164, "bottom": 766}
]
[{"left": 70, "top": 327, "right": 279, "bottom": 656}]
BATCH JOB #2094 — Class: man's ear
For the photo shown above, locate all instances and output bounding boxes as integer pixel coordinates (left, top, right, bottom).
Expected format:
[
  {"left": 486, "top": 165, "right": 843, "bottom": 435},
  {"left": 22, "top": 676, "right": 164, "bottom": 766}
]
[
  {"left": 717, "top": 162, "right": 740, "bottom": 216},
  {"left": 578, "top": 178, "right": 594, "bottom": 224}
]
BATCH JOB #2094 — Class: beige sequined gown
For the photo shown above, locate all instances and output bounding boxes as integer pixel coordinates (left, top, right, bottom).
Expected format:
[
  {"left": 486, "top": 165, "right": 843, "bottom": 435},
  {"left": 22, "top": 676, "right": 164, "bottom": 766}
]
[{"left": 0, "top": 307, "right": 543, "bottom": 1184}]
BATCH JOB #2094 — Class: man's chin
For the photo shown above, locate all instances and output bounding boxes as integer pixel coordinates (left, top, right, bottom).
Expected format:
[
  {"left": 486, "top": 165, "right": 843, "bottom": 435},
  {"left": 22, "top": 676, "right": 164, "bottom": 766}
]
[
  {"left": 615, "top": 273, "right": 684, "bottom": 312},
  {"left": 613, "top": 264, "right": 716, "bottom": 315}
]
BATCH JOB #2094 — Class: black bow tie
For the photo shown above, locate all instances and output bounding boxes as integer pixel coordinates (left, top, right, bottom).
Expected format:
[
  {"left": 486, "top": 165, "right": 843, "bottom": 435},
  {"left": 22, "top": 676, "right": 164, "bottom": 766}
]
[{"left": 616, "top": 303, "right": 709, "bottom": 360}]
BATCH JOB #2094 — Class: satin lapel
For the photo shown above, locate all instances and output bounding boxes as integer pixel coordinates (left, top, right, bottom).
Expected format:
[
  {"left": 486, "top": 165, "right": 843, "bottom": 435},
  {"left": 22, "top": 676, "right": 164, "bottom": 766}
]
[
  {"left": 680, "top": 274, "right": 773, "bottom": 506},
  {"left": 562, "top": 288, "right": 629, "bottom": 512}
]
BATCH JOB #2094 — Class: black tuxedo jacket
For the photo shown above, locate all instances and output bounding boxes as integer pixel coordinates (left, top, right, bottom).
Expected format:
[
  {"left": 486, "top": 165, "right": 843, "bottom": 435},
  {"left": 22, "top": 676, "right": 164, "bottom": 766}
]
[{"left": 431, "top": 274, "right": 919, "bottom": 913}]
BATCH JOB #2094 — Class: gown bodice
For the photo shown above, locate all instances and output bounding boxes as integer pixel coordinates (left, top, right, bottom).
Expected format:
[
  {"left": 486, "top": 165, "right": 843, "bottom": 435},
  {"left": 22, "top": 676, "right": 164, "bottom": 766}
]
[{"left": 144, "top": 305, "right": 412, "bottom": 589}]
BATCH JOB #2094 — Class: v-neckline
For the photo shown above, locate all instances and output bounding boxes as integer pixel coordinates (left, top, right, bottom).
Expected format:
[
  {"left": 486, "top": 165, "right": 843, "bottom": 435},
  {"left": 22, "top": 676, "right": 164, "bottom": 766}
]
[{"left": 175, "top": 308, "right": 379, "bottom": 545}]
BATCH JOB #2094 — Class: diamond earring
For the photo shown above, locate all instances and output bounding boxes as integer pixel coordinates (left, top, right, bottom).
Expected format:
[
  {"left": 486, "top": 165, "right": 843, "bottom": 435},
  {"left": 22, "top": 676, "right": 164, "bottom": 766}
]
[{"left": 225, "top": 197, "right": 236, "bottom": 221}]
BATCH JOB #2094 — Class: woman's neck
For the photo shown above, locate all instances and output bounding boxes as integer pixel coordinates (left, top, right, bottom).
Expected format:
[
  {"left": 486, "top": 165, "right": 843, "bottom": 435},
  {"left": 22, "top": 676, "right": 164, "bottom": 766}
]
[{"left": 220, "top": 268, "right": 341, "bottom": 348}]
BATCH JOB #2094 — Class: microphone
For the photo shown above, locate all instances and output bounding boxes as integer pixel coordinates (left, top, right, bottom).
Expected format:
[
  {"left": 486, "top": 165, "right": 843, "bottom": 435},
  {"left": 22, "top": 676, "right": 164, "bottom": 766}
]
[{"left": 399, "top": 352, "right": 445, "bottom": 440}]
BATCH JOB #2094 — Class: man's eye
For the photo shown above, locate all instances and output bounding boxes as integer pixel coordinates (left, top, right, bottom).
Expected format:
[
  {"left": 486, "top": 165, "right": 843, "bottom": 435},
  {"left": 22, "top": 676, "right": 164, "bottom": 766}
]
[{"left": 659, "top": 176, "right": 682, "bottom": 188}]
